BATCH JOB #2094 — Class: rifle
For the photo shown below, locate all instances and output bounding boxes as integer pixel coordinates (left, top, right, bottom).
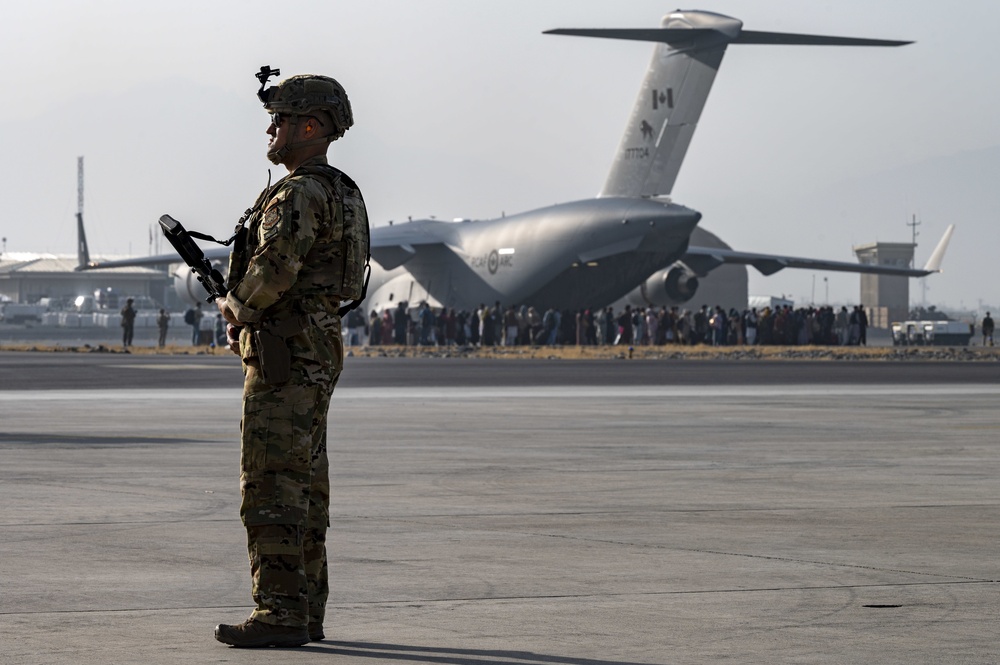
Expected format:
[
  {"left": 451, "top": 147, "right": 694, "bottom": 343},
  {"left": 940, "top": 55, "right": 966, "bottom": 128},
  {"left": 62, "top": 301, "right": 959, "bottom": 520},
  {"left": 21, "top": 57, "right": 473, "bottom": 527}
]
[
  {"left": 159, "top": 214, "right": 290, "bottom": 379},
  {"left": 158, "top": 214, "right": 228, "bottom": 302}
]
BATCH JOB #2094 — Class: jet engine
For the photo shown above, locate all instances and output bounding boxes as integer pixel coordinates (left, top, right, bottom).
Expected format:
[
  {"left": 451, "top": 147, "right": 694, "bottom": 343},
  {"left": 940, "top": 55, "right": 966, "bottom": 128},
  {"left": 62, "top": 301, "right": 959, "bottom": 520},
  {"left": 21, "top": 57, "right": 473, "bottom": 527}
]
[
  {"left": 172, "top": 263, "right": 227, "bottom": 305},
  {"left": 641, "top": 265, "right": 699, "bottom": 304}
]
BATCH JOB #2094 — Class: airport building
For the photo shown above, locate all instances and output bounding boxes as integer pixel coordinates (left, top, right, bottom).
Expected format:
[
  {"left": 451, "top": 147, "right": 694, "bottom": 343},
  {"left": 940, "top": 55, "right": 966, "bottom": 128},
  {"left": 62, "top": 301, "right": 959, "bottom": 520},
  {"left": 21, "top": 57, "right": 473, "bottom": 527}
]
[
  {"left": 853, "top": 241, "right": 917, "bottom": 328},
  {"left": 0, "top": 254, "right": 170, "bottom": 309}
]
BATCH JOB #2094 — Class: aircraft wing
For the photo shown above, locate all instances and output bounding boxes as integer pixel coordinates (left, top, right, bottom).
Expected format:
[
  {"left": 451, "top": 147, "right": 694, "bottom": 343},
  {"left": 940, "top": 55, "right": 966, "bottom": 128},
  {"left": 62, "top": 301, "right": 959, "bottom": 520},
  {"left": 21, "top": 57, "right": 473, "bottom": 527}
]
[
  {"left": 80, "top": 218, "right": 459, "bottom": 273},
  {"left": 369, "top": 220, "right": 459, "bottom": 271},
  {"left": 77, "top": 246, "right": 231, "bottom": 271},
  {"left": 680, "top": 225, "right": 954, "bottom": 278}
]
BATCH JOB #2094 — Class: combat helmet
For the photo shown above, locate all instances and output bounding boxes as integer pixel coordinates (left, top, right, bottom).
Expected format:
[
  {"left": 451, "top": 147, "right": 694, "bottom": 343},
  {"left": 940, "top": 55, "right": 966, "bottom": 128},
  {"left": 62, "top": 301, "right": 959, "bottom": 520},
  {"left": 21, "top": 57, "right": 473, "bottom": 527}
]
[{"left": 255, "top": 66, "right": 353, "bottom": 162}]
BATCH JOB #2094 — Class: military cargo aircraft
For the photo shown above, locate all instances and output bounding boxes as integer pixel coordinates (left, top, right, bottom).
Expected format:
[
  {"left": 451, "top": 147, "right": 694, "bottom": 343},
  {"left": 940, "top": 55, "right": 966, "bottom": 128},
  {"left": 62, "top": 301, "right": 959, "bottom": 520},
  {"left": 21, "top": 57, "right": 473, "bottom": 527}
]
[{"left": 85, "top": 9, "right": 953, "bottom": 312}]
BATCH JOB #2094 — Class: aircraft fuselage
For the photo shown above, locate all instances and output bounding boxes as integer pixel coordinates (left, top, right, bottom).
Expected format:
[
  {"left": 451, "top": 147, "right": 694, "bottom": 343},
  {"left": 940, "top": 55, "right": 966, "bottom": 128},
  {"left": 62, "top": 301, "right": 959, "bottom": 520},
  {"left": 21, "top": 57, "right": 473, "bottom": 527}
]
[{"left": 364, "top": 196, "right": 700, "bottom": 313}]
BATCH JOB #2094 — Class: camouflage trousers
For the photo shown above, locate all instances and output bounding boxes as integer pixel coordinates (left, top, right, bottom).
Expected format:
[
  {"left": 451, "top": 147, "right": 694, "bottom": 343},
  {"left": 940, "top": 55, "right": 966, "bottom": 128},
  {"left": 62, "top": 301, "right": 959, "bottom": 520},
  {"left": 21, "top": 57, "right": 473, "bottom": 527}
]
[{"left": 240, "top": 358, "right": 339, "bottom": 628}]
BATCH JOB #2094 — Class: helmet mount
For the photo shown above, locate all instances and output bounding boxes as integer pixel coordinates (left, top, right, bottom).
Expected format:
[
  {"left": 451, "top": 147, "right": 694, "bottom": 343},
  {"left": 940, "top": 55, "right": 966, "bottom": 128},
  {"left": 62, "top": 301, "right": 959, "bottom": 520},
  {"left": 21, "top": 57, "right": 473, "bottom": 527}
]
[{"left": 256, "top": 66, "right": 281, "bottom": 105}]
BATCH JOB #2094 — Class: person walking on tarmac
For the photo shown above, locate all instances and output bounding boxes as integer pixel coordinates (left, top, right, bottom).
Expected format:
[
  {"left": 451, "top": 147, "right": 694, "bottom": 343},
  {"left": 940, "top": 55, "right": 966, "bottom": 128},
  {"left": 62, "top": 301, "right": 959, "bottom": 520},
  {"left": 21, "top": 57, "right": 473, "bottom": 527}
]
[
  {"left": 186, "top": 302, "right": 203, "bottom": 345},
  {"left": 156, "top": 308, "right": 170, "bottom": 348},
  {"left": 119, "top": 297, "right": 136, "bottom": 350},
  {"left": 213, "top": 67, "right": 370, "bottom": 648}
]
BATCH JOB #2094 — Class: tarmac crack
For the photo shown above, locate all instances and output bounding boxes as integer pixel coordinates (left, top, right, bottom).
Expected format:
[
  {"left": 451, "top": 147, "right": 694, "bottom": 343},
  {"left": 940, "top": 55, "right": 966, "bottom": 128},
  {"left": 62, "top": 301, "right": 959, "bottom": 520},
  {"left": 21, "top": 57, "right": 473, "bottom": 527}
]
[
  {"left": 1, "top": 580, "right": 995, "bottom": 616},
  {"left": 350, "top": 514, "right": 999, "bottom": 585}
]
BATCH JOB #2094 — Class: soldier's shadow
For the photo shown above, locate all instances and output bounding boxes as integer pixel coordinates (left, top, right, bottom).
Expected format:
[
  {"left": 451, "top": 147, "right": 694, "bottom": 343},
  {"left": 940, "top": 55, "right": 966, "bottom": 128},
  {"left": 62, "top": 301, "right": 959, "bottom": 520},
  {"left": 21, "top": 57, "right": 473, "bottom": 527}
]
[{"left": 310, "top": 641, "right": 662, "bottom": 665}]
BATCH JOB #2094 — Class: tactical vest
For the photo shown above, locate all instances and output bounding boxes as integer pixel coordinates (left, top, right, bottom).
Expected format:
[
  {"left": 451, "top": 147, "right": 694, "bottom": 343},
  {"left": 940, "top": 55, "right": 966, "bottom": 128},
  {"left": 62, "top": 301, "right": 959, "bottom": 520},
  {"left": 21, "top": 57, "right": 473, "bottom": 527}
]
[
  {"left": 294, "top": 163, "right": 370, "bottom": 305},
  {"left": 228, "top": 163, "right": 370, "bottom": 314}
]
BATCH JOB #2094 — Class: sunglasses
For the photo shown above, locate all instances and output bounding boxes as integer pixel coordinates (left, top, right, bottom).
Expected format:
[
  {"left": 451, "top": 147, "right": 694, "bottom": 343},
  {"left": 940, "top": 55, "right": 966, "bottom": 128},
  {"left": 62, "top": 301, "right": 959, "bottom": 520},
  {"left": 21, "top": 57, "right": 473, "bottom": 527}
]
[{"left": 269, "top": 112, "right": 325, "bottom": 128}]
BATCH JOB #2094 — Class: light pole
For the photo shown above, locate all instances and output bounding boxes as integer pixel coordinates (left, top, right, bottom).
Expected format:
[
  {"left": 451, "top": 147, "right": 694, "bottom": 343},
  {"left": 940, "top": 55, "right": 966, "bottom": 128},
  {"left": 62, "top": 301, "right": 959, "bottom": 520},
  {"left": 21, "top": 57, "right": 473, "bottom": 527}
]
[{"left": 824, "top": 277, "right": 828, "bottom": 304}]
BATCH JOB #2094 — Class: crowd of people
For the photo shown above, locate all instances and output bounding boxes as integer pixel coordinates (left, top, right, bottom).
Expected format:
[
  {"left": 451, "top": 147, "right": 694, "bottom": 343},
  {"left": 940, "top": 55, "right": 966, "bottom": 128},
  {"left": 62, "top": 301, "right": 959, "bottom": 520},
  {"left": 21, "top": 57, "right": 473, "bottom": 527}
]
[{"left": 346, "top": 301, "right": 876, "bottom": 348}]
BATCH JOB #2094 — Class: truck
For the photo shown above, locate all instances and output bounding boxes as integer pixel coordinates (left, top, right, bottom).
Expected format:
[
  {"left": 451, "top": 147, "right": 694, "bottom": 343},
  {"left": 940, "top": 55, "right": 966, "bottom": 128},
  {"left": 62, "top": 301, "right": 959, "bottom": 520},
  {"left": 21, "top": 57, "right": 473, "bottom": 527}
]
[
  {"left": 0, "top": 303, "right": 46, "bottom": 324},
  {"left": 891, "top": 320, "right": 973, "bottom": 346}
]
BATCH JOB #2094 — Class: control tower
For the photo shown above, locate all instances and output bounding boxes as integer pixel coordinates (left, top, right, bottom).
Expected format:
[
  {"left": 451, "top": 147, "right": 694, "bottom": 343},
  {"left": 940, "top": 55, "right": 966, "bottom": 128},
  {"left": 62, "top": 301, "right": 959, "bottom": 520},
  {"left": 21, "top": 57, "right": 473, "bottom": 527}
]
[{"left": 852, "top": 241, "right": 916, "bottom": 328}]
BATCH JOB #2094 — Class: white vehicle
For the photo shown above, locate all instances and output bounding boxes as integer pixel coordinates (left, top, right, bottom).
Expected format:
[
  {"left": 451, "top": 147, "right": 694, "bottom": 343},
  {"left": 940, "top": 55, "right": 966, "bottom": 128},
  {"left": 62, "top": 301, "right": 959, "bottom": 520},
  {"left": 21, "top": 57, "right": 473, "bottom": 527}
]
[
  {"left": 892, "top": 320, "right": 973, "bottom": 346},
  {"left": 0, "top": 303, "right": 45, "bottom": 323},
  {"left": 748, "top": 296, "right": 795, "bottom": 311}
]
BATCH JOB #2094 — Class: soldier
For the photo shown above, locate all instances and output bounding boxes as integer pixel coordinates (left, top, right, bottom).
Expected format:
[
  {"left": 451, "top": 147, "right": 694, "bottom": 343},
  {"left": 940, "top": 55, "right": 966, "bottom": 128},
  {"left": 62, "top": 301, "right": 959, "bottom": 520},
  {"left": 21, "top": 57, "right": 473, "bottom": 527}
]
[
  {"left": 188, "top": 302, "right": 204, "bottom": 345},
  {"left": 119, "top": 297, "right": 136, "bottom": 349},
  {"left": 214, "top": 69, "right": 369, "bottom": 648},
  {"left": 156, "top": 308, "right": 170, "bottom": 348}
]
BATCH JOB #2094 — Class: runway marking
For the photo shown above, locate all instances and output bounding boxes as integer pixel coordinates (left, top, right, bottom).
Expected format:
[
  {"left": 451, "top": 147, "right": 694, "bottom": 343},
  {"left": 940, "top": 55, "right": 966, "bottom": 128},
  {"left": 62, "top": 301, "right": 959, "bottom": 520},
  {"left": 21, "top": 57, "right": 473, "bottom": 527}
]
[
  {"left": 105, "top": 364, "right": 225, "bottom": 371},
  {"left": 331, "top": 384, "right": 1000, "bottom": 400},
  {"left": 2, "top": 384, "right": 1000, "bottom": 402},
  {"left": 0, "top": 389, "right": 242, "bottom": 402}
]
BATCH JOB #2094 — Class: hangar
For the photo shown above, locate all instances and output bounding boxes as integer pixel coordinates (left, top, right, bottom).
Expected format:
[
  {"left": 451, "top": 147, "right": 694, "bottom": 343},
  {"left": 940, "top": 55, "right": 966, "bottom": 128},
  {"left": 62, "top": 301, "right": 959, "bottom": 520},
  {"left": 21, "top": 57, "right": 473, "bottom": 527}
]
[{"left": 0, "top": 253, "right": 170, "bottom": 308}]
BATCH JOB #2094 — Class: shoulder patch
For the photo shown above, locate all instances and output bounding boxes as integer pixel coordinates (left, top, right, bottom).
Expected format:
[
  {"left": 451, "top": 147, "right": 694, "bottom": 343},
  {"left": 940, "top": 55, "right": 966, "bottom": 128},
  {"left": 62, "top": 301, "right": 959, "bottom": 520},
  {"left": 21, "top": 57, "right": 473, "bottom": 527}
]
[{"left": 262, "top": 204, "right": 282, "bottom": 231}]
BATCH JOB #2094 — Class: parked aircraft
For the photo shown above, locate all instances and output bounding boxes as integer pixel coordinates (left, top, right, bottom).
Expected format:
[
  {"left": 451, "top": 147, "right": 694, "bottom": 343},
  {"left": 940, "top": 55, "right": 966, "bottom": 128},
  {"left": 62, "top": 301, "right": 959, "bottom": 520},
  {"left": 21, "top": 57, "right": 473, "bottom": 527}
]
[{"left": 84, "top": 10, "right": 953, "bottom": 313}]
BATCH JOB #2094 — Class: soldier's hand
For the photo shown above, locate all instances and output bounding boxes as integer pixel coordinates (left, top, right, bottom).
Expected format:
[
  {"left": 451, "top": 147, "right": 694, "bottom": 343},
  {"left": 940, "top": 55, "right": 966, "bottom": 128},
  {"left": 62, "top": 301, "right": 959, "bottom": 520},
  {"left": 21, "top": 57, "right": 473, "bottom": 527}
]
[
  {"left": 226, "top": 323, "right": 242, "bottom": 355},
  {"left": 216, "top": 297, "right": 241, "bottom": 327}
]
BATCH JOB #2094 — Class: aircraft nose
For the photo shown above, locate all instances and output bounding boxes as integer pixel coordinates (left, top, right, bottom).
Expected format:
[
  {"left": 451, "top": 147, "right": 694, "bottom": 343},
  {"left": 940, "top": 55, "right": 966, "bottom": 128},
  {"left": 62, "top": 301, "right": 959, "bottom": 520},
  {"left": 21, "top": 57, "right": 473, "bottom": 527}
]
[
  {"left": 677, "top": 209, "right": 702, "bottom": 233},
  {"left": 642, "top": 207, "right": 701, "bottom": 236}
]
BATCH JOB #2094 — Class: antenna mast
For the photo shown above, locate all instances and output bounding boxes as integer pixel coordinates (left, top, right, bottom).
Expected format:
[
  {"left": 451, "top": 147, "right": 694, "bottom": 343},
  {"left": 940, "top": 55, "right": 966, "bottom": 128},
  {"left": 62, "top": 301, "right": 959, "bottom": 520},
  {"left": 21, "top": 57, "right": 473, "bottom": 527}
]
[
  {"left": 76, "top": 156, "right": 91, "bottom": 268},
  {"left": 906, "top": 213, "right": 927, "bottom": 306},
  {"left": 906, "top": 214, "right": 921, "bottom": 266}
]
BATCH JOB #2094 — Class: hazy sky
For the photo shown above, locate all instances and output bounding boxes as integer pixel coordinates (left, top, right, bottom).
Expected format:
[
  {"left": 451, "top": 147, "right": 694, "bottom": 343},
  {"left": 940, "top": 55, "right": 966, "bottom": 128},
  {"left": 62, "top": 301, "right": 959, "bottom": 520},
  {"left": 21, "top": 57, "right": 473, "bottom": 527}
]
[{"left": 2, "top": 0, "right": 998, "bottom": 309}]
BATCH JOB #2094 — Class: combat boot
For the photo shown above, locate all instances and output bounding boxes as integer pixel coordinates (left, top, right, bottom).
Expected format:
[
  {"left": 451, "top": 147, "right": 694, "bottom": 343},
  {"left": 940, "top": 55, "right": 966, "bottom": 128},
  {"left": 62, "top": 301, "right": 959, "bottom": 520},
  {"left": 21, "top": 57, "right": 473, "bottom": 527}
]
[
  {"left": 309, "top": 622, "right": 325, "bottom": 641},
  {"left": 214, "top": 618, "right": 309, "bottom": 648}
]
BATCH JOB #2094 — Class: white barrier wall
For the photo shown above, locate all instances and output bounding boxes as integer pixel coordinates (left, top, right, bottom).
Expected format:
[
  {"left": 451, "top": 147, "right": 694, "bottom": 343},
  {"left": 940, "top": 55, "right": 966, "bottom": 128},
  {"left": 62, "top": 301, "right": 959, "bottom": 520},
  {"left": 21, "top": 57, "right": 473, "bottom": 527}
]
[{"left": 35, "top": 311, "right": 175, "bottom": 328}]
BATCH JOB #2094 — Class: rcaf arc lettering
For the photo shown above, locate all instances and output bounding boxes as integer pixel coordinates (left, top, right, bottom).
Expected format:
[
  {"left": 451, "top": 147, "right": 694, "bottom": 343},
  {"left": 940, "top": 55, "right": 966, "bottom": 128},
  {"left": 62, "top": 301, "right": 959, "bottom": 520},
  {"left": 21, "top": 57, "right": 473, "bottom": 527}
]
[{"left": 469, "top": 249, "right": 515, "bottom": 275}]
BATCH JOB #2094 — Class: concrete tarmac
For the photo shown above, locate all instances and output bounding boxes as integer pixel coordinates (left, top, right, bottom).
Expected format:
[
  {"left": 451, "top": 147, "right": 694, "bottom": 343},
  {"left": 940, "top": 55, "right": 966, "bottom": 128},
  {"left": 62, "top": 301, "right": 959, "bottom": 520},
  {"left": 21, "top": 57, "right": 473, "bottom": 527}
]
[
  {"left": 2, "top": 351, "right": 1000, "bottom": 391},
  {"left": 0, "top": 354, "right": 997, "bottom": 664}
]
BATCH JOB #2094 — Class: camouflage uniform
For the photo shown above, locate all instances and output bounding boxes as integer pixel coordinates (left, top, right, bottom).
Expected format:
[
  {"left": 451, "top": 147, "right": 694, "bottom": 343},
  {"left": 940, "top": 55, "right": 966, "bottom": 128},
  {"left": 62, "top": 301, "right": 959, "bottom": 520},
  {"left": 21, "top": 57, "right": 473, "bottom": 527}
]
[
  {"left": 120, "top": 301, "right": 136, "bottom": 348},
  {"left": 224, "top": 153, "right": 368, "bottom": 629}
]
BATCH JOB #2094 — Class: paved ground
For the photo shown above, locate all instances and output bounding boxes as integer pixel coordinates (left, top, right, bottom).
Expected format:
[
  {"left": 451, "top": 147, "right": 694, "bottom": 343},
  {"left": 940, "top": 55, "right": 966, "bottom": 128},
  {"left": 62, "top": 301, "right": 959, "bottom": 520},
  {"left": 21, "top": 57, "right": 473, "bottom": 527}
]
[
  {"left": 0, "top": 354, "right": 997, "bottom": 664},
  {"left": 2, "top": 351, "right": 999, "bottom": 391},
  {"left": 0, "top": 321, "right": 199, "bottom": 348}
]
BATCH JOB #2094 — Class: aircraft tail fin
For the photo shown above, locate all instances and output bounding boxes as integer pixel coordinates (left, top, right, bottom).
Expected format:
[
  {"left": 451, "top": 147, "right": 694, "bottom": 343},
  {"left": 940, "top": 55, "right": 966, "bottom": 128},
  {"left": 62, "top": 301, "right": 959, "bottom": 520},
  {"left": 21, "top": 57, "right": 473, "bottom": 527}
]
[
  {"left": 545, "top": 11, "right": 911, "bottom": 199},
  {"left": 922, "top": 224, "right": 955, "bottom": 272}
]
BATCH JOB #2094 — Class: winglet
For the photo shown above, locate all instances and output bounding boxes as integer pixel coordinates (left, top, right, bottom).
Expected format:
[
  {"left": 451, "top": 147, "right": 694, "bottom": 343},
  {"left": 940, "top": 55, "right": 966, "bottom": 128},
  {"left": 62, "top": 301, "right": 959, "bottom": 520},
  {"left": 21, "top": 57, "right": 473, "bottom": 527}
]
[{"left": 922, "top": 224, "right": 955, "bottom": 272}]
